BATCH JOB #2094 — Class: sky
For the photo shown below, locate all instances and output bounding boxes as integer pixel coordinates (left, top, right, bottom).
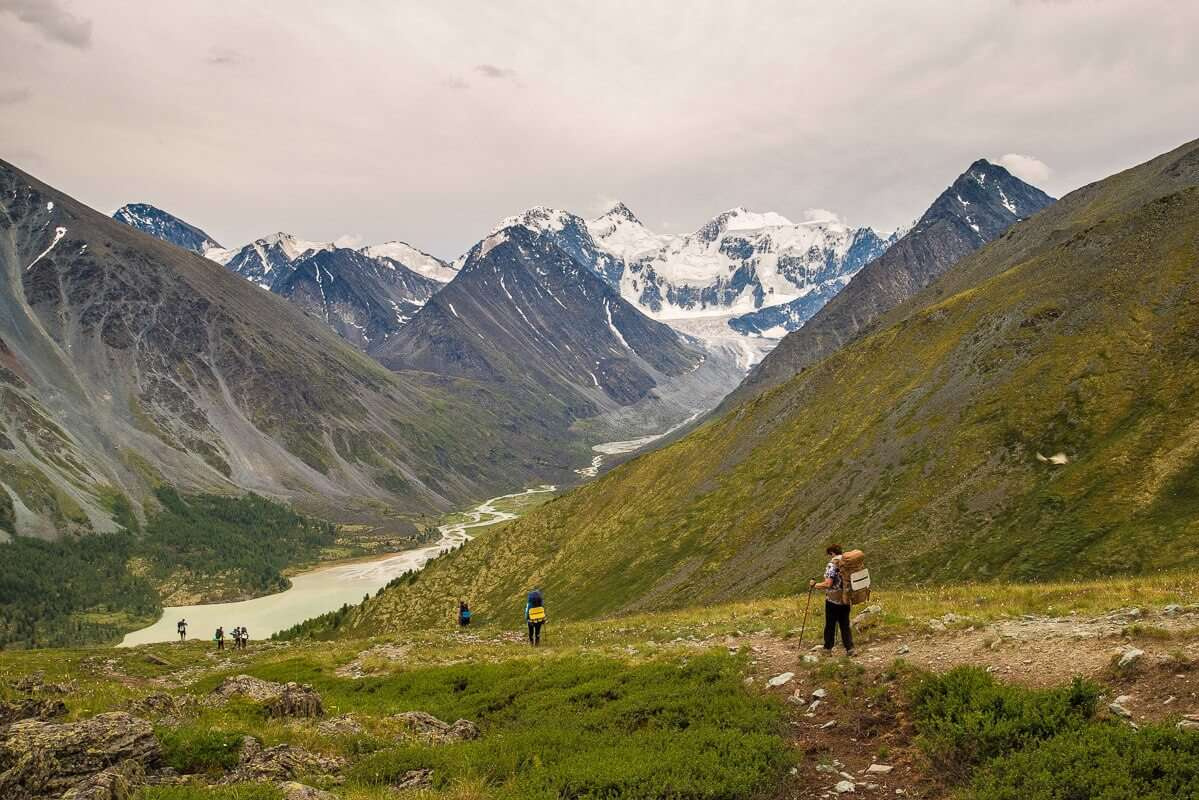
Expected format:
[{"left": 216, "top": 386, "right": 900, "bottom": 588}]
[{"left": 1, "top": 1, "right": 1196, "bottom": 260}]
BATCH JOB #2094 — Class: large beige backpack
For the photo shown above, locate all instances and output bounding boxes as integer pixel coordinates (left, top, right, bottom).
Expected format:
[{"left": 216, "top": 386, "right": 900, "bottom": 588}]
[{"left": 837, "top": 550, "right": 871, "bottom": 604}]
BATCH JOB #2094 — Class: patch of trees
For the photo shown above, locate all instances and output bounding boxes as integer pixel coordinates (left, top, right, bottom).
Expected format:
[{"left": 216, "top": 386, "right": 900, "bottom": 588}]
[{"left": 0, "top": 488, "right": 336, "bottom": 649}]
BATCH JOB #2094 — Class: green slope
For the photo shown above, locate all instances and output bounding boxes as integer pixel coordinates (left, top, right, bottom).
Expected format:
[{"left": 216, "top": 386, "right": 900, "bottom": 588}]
[{"left": 347, "top": 138, "right": 1199, "bottom": 632}]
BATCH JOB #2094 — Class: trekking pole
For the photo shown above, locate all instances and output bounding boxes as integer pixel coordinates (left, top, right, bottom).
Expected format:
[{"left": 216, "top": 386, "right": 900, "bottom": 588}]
[{"left": 798, "top": 583, "right": 815, "bottom": 650}]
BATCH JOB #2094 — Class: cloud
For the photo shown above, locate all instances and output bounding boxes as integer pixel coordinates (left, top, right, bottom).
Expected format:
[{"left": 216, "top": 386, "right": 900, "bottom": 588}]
[
  {"left": 474, "top": 63, "right": 518, "bottom": 81},
  {"left": 996, "top": 153, "right": 1052, "bottom": 185},
  {"left": 333, "top": 233, "right": 364, "bottom": 249},
  {"left": 802, "top": 208, "right": 844, "bottom": 224},
  {"left": 0, "top": 87, "right": 31, "bottom": 105},
  {"left": 443, "top": 76, "right": 470, "bottom": 90},
  {"left": 206, "top": 47, "right": 247, "bottom": 67},
  {"left": 0, "top": 0, "right": 91, "bottom": 48}
]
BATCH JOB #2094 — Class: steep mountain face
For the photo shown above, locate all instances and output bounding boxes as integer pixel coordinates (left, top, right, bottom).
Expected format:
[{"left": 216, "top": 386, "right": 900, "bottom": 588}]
[
  {"left": 349, "top": 139, "right": 1199, "bottom": 630},
  {"left": 731, "top": 160, "right": 1054, "bottom": 404},
  {"left": 269, "top": 248, "right": 440, "bottom": 349},
  {"left": 112, "top": 203, "right": 222, "bottom": 256},
  {"left": 0, "top": 161, "right": 599, "bottom": 540},
  {"left": 374, "top": 225, "right": 744, "bottom": 440},
  {"left": 112, "top": 212, "right": 452, "bottom": 351},
  {"left": 213, "top": 232, "right": 334, "bottom": 288}
]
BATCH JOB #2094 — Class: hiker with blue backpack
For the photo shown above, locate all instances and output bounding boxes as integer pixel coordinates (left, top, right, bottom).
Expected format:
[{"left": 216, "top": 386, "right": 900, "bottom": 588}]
[
  {"left": 458, "top": 600, "right": 472, "bottom": 627},
  {"left": 525, "top": 588, "right": 546, "bottom": 646}
]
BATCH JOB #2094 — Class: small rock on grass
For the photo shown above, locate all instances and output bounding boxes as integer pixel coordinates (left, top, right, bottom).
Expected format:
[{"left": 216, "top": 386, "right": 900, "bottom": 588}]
[
  {"left": 834, "top": 778, "right": 856, "bottom": 793},
  {"left": 802, "top": 654, "right": 819, "bottom": 664},
  {"left": 1117, "top": 648, "right": 1144, "bottom": 669},
  {"left": 866, "top": 763, "right": 893, "bottom": 774},
  {"left": 812, "top": 687, "right": 827, "bottom": 699},
  {"left": 767, "top": 672, "right": 795, "bottom": 687},
  {"left": 896, "top": 645, "right": 910, "bottom": 655},
  {"left": 1109, "top": 702, "right": 1133, "bottom": 720},
  {"left": 1178, "top": 715, "right": 1199, "bottom": 732}
]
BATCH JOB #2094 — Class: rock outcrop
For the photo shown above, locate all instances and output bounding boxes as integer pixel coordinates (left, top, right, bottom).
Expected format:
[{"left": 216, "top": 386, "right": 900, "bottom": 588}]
[
  {"left": 390, "top": 711, "right": 480, "bottom": 745},
  {"left": 0, "top": 712, "right": 158, "bottom": 798},
  {"left": 222, "top": 737, "right": 345, "bottom": 784}
]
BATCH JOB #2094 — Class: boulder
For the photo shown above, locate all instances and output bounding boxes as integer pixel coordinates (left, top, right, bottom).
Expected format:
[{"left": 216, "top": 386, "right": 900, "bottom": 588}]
[
  {"left": 61, "top": 761, "right": 143, "bottom": 800},
  {"left": 265, "top": 684, "right": 324, "bottom": 719},
  {"left": 223, "top": 738, "right": 345, "bottom": 783},
  {"left": 390, "top": 712, "right": 480, "bottom": 745},
  {"left": 208, "top": 674, "right": 286, "bottom": 704},
  {"left": 278, "top": 781, "right": 338, "bottom": 800},
  {"left": 394, "top": 768, "right": 434, "bottom": 790},
  {"left": 0, "top": 712, "right": 157, "bottom": 798},
  {"left": 0, "top": 699, "right": 68, "bottom": 728},
  {"left": 852, "top": 605, "right": 882, "bottom": 630},
  {"left": 316, "top": 714, "right": 364, "bottom": 737}
]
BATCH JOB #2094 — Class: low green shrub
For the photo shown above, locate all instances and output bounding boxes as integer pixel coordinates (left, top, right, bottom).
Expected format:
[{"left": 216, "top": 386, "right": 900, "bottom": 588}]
[
  {"left": 909, "top": 666, "right": 1099, "bottom": 778},
  {"left": 157, "top": 725, "right": 247, "bottom": 775},
  {"left": 286, "top": 651, "right": 794, "bottom": 799},
  {"left": 963, "top": 723, "right": 1199, "bottom": 799}
]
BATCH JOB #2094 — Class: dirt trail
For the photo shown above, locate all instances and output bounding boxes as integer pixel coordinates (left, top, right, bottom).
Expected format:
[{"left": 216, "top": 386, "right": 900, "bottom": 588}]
[{"left": 738, "top": 605, "right": 1199, "bottom": 799}]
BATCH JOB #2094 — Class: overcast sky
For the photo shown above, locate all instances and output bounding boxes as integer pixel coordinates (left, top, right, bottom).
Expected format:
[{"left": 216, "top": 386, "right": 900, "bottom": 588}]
[{"left": 1, "top": 1, "right": 1196, "bottom": 259}]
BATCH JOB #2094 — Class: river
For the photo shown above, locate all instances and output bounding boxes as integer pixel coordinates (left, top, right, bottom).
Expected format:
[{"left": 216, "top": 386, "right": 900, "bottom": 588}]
[{"left": 118, "top": 486, "right": 555, "bottom": 647}]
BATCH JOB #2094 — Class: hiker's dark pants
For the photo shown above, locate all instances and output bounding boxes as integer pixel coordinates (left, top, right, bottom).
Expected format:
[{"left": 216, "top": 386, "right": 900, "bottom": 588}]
[
  {"left": 528, "top": 620, "right": 543, "bottom": 645},
  {"left": 824, "top": 600, "right": 853, "bottom": 651},
  {"left": 217, "top": 639, "right": 224, "bottom": 650}
]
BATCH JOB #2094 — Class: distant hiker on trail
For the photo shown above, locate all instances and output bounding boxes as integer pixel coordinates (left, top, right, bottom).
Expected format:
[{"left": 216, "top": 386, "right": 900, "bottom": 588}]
[
  {"left": 239, "top": 626, "right": 249, "bottom": 649},
  {"left": 214, "top": 626, "right": 225, "bottom": 651},
  {"left": 231, "top": 626, "right": 243, "bottom": 650},
  {"left": 458, "top": 601, "right": 472, "bottom": 627},
  {"left": 810, "top": 544, "right": 856, "bottom": 656},
  {"left": 177, "top": 619, "right": 187, "bottom": 641},
  {"left": 525, "top": 588, "right": 546, "bottom": 646}
]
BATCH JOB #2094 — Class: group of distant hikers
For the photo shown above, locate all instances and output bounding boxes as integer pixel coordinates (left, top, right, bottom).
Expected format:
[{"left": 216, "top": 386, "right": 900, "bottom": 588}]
[
  {"left": 169, "top": 546, "right": 861, "bottom": 654},
  {"left": 450, "top": 546, "right": 867, "bottom": 655},
  {"left": 456, "top": 587, "right": 547, "bottom": 646},
  {"left": 174, "top": 619, "right": 251, "bottom": 650}
]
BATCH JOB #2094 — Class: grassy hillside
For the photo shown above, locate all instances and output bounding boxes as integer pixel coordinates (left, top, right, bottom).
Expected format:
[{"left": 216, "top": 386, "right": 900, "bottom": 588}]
[{"left": 347, "top": 138, "right": 1199, "bottom": 630}]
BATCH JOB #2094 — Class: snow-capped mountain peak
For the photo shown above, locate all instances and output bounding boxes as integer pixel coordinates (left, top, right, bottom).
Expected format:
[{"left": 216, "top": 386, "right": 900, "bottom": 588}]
[
  {"left": 112, "top": 202, "right": 222, "bottom": 255},
  {"left": 360, "top": 240, "right": 457, "bottom": 283},
  {"left": 490, "top": 206, "right": 574, "bottom": 237},
  {"left": 587, "top": 202, "right": 667, "bottom": 263}
]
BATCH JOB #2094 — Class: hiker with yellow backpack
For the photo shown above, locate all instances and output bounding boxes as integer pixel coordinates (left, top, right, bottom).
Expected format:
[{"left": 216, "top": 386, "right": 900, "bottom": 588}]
[
  {"left": 808, "top": 544, "right": 870, "bottom": 657},
  {"left": 525, "top": 588, "right": 546, "bottom": 646}
]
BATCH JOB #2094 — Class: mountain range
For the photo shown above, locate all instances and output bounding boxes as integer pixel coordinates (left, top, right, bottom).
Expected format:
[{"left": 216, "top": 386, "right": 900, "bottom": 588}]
[
  {"left": 2, "top": 162, "right": 622, "bottom": 539},
  {"left": 343, "top": 138, "right": 1199, "bottom": 633}
]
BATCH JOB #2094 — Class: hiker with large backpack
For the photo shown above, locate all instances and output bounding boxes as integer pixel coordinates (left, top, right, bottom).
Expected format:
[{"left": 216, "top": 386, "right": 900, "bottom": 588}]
[
  {"left": 525, "top": 588, "right": 546, "bottom": 646},
  {"left": 809, "top": 544, "right": 870, "bottom": 656},
  {"left": 458, "top": 600, "right": 472, "bottom": 628},
  {"left": 177, "top": 618, "right": 187, "bottom": 642}
]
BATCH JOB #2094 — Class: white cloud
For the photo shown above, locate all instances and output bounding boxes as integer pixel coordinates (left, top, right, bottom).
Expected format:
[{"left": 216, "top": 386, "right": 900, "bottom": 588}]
[
  {"left": 0, "top": 0, "right": 91, "bottom": 48},
  {"left": 802, "top": 208, "right": 844, "bottom": 224},
  {"left": 996, "top": 153, "right": 1052, "bottom": 185}
]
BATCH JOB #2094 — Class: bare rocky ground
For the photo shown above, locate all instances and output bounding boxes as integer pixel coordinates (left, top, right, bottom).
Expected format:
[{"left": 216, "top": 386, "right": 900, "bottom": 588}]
[{"left": 740, "top": 604, "right": 1199, "bottom": 799}]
